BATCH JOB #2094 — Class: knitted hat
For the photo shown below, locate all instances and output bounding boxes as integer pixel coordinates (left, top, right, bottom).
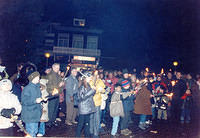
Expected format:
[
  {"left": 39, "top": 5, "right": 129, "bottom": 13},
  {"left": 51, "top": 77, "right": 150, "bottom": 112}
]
[
  {"left": 121, "top": 80, "right": 130, "bottom": 88},
  {"left": 28, "top": 71, "right": 40, "bottom": 82},
  {"left": 122, "top": 69, "right": 128, "bottom": 74}
]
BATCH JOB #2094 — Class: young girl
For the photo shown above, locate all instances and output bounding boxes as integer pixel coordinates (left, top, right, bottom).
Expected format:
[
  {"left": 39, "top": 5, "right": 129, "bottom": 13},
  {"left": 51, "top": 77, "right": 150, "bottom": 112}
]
[
  {"left": 110, "top": 83, "right": 132, "bottom": 137},
  {"left": 75, "top": 72, "right": 96, "bottom": 137}
]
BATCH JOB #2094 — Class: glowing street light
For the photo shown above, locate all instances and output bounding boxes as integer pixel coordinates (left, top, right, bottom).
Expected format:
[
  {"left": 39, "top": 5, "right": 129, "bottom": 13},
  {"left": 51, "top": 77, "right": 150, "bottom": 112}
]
[
  {"left": 44, "top": 52, "right": 51, "bottom": 68},
  {"left": 173, "top": 61, "right": 178, "bottom": 72},
  {"left": 173, "top": 61, "right": 178, "bottom": 67}
]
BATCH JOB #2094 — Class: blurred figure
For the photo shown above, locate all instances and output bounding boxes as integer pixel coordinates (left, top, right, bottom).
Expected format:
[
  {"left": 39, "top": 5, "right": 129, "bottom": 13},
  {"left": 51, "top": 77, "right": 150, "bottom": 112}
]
[
  {"left": 172, "top": 72, "right": 187, "bottom": 122},
  {"left": 37, "top": 79, "right": 49, "bottom": 137},
  {"left": 180, "top": 89, "right": 193, "bottom": 124},
  {"left": 10, "top": 63, "right": 24, "bottom": 84}
]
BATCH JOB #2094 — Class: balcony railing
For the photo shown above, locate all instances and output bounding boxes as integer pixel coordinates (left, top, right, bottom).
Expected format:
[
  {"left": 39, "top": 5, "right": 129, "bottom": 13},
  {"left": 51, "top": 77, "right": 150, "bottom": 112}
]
[{"left": 53, "top": 47, "right": 101, "bottom": 57}]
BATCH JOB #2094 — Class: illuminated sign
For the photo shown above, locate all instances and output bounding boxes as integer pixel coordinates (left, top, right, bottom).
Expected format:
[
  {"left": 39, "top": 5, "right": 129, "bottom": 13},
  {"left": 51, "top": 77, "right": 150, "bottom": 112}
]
[{"left": 73, "top": 56, "right": 96, "bottom": 62}]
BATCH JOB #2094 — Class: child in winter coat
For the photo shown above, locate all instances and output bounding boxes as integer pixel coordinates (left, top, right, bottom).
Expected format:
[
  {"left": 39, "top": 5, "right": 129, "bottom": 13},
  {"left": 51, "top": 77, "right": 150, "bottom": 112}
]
[
  {"left": 0, "top": 79, "right": 21, "bottom": 136},
  {"left": 180, "top": 89, "right": 193, "bottom": 124},
  {"left": 21, "top": 71, "right": 46, "bottom": 137},
  {"left": 110, "top": 83, "right": 132, "bottom": 137},
  {"left": 156, "top": 85, "right": 169, "bottom": 121}
]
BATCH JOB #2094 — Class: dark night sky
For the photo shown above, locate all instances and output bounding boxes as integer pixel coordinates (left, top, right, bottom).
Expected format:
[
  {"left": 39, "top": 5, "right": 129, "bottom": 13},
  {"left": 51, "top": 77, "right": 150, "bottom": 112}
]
[
  {"left": 98, "top": 0, "right": 200, "bottom": 73},
  {"left": 1, "top": 0, "right": 200, "bottom": 74}
]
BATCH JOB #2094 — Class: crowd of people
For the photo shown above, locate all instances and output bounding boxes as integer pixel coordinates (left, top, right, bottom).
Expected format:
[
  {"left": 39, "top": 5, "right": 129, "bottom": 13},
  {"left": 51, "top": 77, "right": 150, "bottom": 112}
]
[{"left": 0, "top": 57, "right": 200, "bottom": 138}]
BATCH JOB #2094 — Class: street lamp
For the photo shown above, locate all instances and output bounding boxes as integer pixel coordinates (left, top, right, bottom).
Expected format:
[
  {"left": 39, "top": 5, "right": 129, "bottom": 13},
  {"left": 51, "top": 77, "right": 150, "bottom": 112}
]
[
  {"left": 173, "top": 61, "right": 178, "bottom": 72},
  {"left": 45, "top": 52, "right": 51, "bottom": 68}
]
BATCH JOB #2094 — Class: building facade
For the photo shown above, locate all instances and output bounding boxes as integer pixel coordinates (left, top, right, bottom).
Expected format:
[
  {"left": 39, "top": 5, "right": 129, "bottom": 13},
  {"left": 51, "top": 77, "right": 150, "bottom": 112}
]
[{"left": 43, "top": 19, "right": 102, "bottom": 68}]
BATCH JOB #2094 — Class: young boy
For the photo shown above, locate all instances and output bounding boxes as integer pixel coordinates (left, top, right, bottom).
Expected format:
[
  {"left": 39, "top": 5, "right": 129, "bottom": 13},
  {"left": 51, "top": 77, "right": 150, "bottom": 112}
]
[
  {"left": 110, "top": 83, "right": 132, "bottom": 137},
  {"left": 21, "top": 71, "right": 45, "bottom": 137},
  {"left": 156, "top": 85, "right": 169, "bottom": 121}
]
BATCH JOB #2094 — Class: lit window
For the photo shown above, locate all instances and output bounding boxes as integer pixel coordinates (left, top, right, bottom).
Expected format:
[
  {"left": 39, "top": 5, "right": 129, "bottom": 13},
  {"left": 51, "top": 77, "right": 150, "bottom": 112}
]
[
  {"left": 87, "top": 36, "right": 98, "bottom": 49},
  {"left": 73, "top": 18, "right": 85, "bottom": 27},
  {"left": 72, "top": 34, "right": 84, "bottom": 48}
]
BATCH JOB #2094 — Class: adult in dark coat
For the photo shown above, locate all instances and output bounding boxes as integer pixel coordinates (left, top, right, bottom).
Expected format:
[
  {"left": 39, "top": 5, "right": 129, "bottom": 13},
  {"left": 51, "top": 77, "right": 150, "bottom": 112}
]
[
  {"left": 171, "top": 72, "right": 187, "bottom": 121},
  {"left": 46, "top": 63, "right": 64, "bottom": 127}
]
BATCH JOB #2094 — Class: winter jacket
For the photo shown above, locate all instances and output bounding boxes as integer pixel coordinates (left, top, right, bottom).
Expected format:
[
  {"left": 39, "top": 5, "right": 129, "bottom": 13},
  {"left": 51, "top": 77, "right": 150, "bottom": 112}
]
[
  {"left": 77, "top": 85, "right": 96, "bottom": 115},
  {"left": 21, "top": 83, "right": 42, "bottom": 123},
  {"left": 121, "top": 88, "right": 135, "bottom": 112},
  {"left": 110, "top": 91, "right": 131, "bottom": 117},
  {"left": 173, "top": 79, "right": 187, "bottom": 100},
  {"left": 180, "top": 94, "right": 193, "bottom": 109},
  {"left": 90, "top": 79, "right": 105, "bottom": 107},
  {"left": 46, "top": 71, "right": 62, "bottom": 95},
  {"left": 156, "top": 94, "right": 169, "bottom": 110},
  {"left": 65, "top": 75, "right": 79, "bottom": 103},
  {"left": 0, "top": 91, "right": 21, "bottom": 129},
  {"left": 134, "top": 86, "right": 152, "bottom": 115}
]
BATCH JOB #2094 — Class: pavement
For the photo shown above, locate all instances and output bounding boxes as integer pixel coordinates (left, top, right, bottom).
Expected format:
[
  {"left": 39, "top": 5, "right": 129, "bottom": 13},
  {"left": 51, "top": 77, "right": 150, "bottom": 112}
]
[{"left": 2, "top": 111, "right": 200, "bottom": 138}]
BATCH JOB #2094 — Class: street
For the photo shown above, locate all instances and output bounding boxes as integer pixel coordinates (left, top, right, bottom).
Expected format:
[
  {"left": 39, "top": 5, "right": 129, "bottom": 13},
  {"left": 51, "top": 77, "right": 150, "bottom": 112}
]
[{"left": 6, "top": 111, "right": 200, "bottom": 138}]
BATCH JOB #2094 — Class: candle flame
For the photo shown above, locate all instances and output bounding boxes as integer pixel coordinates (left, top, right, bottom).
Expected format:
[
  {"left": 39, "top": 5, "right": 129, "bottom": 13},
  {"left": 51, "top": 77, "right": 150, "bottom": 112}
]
[
  {"left": 145, "top": 68, "right": 149, "bottom": 72},
  {"left": 52, "top": 88, "right": 59, "bottom": 95},
  {"left": 171, "top": 81, "right": 176, "bottom": 86},
  {"left": 161, "top": 68, "right": 164, "bottom": 74},
  {"left": 165, "top": 93, "right": 174, "bottom": 97}
]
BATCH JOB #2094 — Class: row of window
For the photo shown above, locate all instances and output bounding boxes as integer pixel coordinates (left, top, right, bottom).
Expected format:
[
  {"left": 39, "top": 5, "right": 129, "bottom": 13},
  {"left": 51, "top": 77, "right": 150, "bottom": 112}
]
[{"left": 57, "top": 33, "right": 98, "bottom": 49}]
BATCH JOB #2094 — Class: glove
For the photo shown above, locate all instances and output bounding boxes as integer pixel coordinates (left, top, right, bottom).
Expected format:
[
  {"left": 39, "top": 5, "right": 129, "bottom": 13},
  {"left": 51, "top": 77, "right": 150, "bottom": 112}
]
[{"left": 1, "top": 108, "right": 16, "bottom": 118}]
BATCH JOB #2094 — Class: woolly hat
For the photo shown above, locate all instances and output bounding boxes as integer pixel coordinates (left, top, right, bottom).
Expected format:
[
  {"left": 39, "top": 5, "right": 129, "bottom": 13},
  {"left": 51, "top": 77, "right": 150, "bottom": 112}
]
[
  {"left": 0, "top": 79, "right": 12, "bottom": 91},
  {"left": 28, "top": 71, "right": 40, "bottom": 82},
  {"left": 121, "top": 79, "right": 130, "bottom": 88},
  {"left": 122, "top": 69, "right": 129, "bottom": 74}
]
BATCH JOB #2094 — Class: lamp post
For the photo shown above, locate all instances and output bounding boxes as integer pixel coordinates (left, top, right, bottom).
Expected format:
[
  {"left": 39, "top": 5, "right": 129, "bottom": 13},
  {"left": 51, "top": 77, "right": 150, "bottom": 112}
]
[
  {"left": 45, "top": 52, "right": 51, "bottom": 68},
  {"left": 173, "top": 61, "right": 178, "bottom": 72}
]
